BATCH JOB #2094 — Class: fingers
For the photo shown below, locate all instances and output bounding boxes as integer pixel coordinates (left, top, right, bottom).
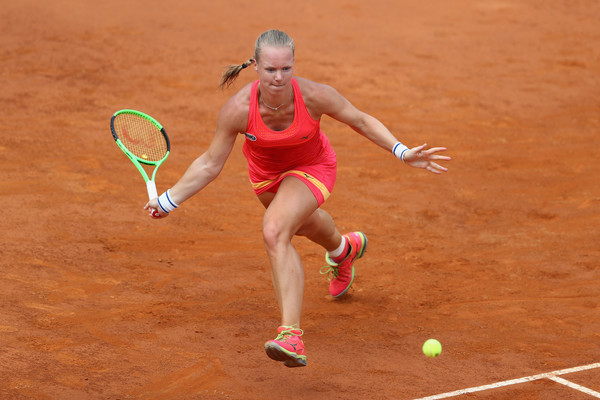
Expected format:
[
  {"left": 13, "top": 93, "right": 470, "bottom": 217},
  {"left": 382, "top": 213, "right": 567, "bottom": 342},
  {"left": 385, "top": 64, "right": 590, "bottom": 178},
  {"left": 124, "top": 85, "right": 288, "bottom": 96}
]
[
  {"left": 431, "top": 155, "right": 452, "bottom": 161},
  {"left": 404, "top": 143, "right": 451, "bottom": 172},
  {"left": 148, "top": 207, "right": 168, "bottom": 218},
  {"left": 429, "top": 162, "right": 448, "bottom": 173},
  {"left": 425, "top": 165, "right": 445, "bottom": 174},
  {"left": 144, "top": 201, "right": 165, "bottom": 219},
  {"left": 412, "top": 143, "right": 428, "bottom": 153},
  {"left": 422, "top": 146, "right": 451, "bottom": 167},
  {"left": 423, "top": 146, "right": 448, "bottom": 155},
  {"left": 414, "top": 145, "right": 450, "bottom": 159}
]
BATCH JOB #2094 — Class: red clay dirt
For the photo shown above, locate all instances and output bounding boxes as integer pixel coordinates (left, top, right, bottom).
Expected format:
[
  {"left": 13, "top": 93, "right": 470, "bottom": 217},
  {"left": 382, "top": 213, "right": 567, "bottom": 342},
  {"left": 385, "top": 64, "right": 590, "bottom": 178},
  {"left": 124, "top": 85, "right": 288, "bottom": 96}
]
[{"left": 1, "top": 1, "right": 599, "bottom": 399}]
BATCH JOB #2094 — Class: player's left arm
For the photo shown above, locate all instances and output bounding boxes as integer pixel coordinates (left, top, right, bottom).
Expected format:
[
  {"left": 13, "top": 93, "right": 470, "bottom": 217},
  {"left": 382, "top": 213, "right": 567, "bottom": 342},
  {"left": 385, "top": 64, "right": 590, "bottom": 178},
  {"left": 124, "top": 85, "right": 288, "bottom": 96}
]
[{"left": 306, "top": 81, "right": 450, "bottom": 174}]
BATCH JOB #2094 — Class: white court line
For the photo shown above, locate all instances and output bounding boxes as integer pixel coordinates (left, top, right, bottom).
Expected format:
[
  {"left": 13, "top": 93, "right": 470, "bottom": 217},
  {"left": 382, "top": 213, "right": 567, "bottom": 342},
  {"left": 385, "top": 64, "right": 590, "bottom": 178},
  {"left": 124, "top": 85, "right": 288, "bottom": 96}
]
[
  {"left": 548, "top": 376, "right": 600, "bottom": 398},
  {"left": 413, "top": 362, "right": 600, "bottom": 400}
]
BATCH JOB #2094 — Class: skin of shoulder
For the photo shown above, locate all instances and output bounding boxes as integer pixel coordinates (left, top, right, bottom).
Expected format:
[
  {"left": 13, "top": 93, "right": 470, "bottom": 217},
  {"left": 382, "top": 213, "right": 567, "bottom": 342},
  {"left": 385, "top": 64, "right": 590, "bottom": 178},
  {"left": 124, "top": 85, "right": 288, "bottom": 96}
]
[
  {"left": 217, "top": 82, "right": 253, "bottom": 135},
  {"left": 201, "top": 83, "right": 253, "bottom": 170},
  {"left": 295, "top": 76, "right": 365, "bottom": 128}
]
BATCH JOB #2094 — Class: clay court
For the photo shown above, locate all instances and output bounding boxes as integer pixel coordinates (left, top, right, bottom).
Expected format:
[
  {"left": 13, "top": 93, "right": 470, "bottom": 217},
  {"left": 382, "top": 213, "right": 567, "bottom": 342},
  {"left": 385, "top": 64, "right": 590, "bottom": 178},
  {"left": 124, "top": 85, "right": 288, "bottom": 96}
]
[{"left": 1, "top": 0, "right": 599, "bottom": 399}]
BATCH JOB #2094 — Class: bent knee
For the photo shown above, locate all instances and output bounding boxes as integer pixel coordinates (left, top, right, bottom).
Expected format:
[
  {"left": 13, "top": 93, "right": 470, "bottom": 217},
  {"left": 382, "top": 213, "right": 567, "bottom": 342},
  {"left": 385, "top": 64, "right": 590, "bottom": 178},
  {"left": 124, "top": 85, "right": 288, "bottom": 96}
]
[{"left": 262, "top": 218, "right": 292, "bottom": 251}]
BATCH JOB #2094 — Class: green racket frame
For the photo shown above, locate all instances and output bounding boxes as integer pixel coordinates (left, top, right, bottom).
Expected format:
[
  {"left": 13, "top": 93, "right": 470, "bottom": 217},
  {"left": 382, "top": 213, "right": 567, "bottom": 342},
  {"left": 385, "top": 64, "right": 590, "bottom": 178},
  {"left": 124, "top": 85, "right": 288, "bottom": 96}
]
[{"left": 110, "top": 109, "right": 171, "bottom": 200}]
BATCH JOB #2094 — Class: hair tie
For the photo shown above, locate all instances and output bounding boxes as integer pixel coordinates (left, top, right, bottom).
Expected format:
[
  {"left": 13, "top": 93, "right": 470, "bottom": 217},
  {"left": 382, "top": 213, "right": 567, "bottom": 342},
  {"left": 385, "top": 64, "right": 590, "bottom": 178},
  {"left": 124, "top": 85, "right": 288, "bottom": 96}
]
[{"left": 241, "top": 63, "right": 248, "bottom": 69}]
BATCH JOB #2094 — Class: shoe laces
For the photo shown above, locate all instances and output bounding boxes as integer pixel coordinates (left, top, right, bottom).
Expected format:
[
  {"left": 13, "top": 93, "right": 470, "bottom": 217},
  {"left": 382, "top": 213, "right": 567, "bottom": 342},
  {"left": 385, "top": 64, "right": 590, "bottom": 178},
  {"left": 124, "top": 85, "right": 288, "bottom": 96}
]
[
  {"left": 320, "top": 254, "right": 341, "bottom": 281},
  {"left": 277, "top": 326, "right": 304, "bottom": 340}
]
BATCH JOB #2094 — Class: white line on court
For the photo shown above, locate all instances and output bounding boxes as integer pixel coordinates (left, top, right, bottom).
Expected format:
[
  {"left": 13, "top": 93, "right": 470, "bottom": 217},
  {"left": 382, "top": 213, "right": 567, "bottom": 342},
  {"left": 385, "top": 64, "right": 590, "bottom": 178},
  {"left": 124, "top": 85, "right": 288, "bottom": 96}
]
[
  {"left": 548, "top": 376, "right": 600, "bottom": 398},
  {"left": 412, "top": 362, "right": 600, "bottom": 400}
]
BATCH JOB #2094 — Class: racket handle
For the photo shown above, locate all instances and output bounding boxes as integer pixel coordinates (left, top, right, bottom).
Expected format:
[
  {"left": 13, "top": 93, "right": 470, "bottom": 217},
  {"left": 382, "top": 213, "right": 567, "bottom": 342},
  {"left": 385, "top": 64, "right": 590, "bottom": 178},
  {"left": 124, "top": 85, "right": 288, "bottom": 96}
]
[
  {"left": 146, "top": 181, "right": 158, "bottom": 200},
  {"left": 146, "top": 181, "right": 160, "bottom": 218}
]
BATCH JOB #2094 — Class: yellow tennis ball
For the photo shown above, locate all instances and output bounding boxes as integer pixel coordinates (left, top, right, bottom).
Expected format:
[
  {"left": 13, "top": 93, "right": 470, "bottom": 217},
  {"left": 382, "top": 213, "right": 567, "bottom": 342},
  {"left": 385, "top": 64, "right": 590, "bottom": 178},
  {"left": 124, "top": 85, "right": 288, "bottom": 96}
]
[
  {"left": 423, "top": 339, "right": 442, "bottom": 358},
  {"left": 141, "top": 154, "right": 148, "bottom": 160}
]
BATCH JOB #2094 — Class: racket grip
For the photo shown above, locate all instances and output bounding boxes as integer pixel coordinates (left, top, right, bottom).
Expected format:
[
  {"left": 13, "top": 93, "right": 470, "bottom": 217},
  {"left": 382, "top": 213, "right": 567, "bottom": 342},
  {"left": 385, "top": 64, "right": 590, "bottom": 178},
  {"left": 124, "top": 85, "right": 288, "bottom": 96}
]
[
  {"left": 146, "top": 181, "right": 158, "bottom": 200},
  {"left": 146, "top": 181, "right": 160, "bottom": 217}
]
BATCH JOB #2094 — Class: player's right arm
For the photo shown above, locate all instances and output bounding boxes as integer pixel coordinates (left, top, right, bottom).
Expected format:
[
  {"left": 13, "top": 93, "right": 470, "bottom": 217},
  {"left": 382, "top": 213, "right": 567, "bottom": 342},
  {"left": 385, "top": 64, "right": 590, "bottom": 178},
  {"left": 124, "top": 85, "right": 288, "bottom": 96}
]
[{"left": 144, "top": 85, "right": 250, "bottom": 215}]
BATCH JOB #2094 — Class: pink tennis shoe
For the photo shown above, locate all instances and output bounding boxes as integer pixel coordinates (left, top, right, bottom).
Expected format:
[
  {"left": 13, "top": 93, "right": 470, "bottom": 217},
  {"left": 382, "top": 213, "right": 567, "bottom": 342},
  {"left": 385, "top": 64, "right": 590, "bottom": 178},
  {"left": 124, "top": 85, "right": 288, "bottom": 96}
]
[
  {"left": 264, "top": 326, "right": 307, "bottom": 368},
  {"left": 320, "top": 231, "right": 368, "bottom": 297}
]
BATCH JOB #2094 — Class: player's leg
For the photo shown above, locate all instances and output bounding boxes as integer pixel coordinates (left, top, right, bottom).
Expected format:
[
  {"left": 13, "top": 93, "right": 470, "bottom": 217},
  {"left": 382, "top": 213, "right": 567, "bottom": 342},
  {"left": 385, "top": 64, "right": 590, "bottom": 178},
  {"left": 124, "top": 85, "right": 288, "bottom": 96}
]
[
  {"left": 289, "top": 188, "right": 368, "bottom": 298},
  {"left": 259, "top": 177, "right": 318, "bottom": 327},
  {"left": 295, "top": 208, "right": 342, "bottom": 251},
  {"left": 259, "top": 177, "right": 367, "bottom": 299},
  {"left": 259, "top": 176, "right": 318, "bottom": 367}
]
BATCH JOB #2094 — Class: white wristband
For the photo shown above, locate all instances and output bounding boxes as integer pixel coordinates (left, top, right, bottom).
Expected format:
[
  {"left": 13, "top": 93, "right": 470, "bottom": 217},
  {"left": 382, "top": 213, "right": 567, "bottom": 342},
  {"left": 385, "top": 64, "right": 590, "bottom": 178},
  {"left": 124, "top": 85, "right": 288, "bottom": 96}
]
[
  {"left": 157, "top": 189, "right": 179, "bottom": 214},
  {"left": 392, "top": 142, "right": 409, "bottom": 163}
]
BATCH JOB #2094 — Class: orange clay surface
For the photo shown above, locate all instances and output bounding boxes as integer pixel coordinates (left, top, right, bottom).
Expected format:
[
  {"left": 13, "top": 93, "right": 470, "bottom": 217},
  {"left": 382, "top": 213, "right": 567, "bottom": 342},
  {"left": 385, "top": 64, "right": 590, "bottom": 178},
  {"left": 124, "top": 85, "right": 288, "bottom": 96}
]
[{"left": 1, "top": 1, "right": 599, "bottom": 399}]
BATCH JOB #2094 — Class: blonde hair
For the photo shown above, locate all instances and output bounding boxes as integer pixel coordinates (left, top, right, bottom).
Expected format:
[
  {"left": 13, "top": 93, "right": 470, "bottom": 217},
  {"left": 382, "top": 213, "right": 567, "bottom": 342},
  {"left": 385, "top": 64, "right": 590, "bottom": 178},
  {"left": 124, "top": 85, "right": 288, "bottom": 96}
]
[{"left": 219, "top": 29, "right": 295, "bottom": 89}]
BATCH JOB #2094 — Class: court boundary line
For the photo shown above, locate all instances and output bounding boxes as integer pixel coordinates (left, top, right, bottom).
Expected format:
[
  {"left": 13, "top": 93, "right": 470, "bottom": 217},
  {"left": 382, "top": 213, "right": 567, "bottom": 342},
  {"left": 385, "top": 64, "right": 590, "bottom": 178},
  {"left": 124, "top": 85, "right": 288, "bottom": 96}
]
[
  {"left": 548, "top": 376, "right": 600, "bottom": 398},
  {"left": 412, "top": 362, "right": 600, "bottom": 400}
]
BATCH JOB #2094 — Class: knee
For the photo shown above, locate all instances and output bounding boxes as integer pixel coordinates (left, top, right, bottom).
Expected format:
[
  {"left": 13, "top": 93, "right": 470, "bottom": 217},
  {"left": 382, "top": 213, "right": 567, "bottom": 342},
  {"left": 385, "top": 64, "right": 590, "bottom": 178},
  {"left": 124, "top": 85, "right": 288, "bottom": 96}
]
[{"left": 262, "top": 217, "right": 289, "bottom": 253}]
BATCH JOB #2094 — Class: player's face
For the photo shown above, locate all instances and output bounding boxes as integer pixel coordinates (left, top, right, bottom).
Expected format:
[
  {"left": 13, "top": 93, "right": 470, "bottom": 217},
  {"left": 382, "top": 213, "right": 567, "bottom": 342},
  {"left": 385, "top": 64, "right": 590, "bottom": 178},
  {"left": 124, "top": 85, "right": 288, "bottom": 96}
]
[{"left": 255, "top": 46, "right": 294, "bottom": 93}]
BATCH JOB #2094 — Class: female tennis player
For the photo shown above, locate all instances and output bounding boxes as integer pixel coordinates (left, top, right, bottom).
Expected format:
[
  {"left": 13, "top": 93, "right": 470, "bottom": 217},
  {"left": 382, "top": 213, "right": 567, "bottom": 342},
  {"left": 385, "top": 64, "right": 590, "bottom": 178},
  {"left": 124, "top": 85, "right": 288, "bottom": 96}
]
[{"left": 145, "top": 29, "right": 450, "bottom": 368}]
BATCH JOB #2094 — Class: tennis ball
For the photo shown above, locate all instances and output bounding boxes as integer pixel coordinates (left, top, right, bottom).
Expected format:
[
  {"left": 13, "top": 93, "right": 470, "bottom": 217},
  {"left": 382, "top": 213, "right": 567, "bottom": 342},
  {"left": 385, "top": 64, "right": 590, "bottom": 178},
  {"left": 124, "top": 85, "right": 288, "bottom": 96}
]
[
  {"left": 141, "top": 154, "right": 148, "bottom": 159},
  {"left": 423, "top": 339, "right": 442, "bottom": 358}
]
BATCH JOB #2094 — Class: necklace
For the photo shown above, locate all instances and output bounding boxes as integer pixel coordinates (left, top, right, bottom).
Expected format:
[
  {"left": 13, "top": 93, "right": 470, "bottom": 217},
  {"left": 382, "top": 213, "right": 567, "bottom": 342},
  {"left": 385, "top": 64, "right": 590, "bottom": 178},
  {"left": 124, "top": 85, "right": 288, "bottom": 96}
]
[{"left": 260, "top": 89, "right": 293, "bottom": 111}]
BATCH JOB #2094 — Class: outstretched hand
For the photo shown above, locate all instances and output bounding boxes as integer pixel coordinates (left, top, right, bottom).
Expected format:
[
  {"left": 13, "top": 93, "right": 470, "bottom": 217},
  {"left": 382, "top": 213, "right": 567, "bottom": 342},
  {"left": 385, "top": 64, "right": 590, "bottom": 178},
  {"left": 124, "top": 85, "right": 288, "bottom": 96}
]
[{"left": 403, "top": 143, "right": 451, "bottom": 174}]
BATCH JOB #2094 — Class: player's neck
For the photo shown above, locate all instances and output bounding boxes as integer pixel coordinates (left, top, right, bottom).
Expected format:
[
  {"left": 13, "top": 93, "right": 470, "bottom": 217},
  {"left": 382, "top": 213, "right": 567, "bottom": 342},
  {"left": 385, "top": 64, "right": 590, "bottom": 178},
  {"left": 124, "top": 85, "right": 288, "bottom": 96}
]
[{"left": 258, "top": 84, "right": 293, "bottom": 112}]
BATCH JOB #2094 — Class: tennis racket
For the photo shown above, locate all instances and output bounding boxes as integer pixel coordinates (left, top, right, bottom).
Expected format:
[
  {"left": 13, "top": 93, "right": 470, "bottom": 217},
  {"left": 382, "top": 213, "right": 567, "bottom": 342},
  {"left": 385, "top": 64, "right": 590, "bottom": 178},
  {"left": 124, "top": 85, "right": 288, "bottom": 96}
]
[{"left": 110, "top": 109, "right": 170, "bottom": 217}]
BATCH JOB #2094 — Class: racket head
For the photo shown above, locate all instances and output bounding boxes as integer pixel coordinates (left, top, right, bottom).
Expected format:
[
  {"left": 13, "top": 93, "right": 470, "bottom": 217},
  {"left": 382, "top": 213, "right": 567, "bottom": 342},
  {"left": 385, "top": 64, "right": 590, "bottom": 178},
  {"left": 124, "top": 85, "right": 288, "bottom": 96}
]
[{"left": 110, "top": 109, "right": 170, "bottom": 166}]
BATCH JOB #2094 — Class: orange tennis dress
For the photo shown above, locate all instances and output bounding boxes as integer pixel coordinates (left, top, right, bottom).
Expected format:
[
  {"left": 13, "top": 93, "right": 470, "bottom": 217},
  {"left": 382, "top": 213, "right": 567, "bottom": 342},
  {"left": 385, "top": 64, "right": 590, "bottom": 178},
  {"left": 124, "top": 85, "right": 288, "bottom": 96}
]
[{"left": 243, "top": 78, "right": 337, "bottom": 205}]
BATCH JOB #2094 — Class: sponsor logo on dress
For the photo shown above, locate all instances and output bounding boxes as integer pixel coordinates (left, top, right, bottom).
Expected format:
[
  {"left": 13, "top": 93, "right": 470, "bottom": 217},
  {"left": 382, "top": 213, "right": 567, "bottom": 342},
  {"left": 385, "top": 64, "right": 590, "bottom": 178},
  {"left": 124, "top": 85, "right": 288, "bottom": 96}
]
[{"left": 244, "top": 132, "right": 257, "bottom": 141}]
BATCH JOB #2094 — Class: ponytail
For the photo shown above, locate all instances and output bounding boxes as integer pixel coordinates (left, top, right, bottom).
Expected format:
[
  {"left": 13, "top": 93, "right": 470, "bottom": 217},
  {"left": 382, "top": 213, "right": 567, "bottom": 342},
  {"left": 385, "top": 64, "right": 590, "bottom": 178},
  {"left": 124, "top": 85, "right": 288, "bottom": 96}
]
[{"left": 219, "top": 58, "right": 255, "bottom": 89}]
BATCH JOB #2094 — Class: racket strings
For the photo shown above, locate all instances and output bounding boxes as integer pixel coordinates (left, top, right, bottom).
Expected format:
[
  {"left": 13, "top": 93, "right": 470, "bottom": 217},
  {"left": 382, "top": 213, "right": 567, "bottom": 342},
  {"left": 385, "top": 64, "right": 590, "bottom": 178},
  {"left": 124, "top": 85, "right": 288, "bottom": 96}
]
[{"left": 114, "top": 114, "right": 168, "bottom": 161}]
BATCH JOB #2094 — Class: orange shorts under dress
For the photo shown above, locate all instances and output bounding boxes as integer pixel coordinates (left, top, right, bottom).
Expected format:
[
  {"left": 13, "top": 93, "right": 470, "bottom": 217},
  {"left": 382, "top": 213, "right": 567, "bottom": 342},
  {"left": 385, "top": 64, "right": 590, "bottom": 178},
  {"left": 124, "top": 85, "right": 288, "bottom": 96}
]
[{"left": 248, "top": 151, "right": 337, "bottom": 206}]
